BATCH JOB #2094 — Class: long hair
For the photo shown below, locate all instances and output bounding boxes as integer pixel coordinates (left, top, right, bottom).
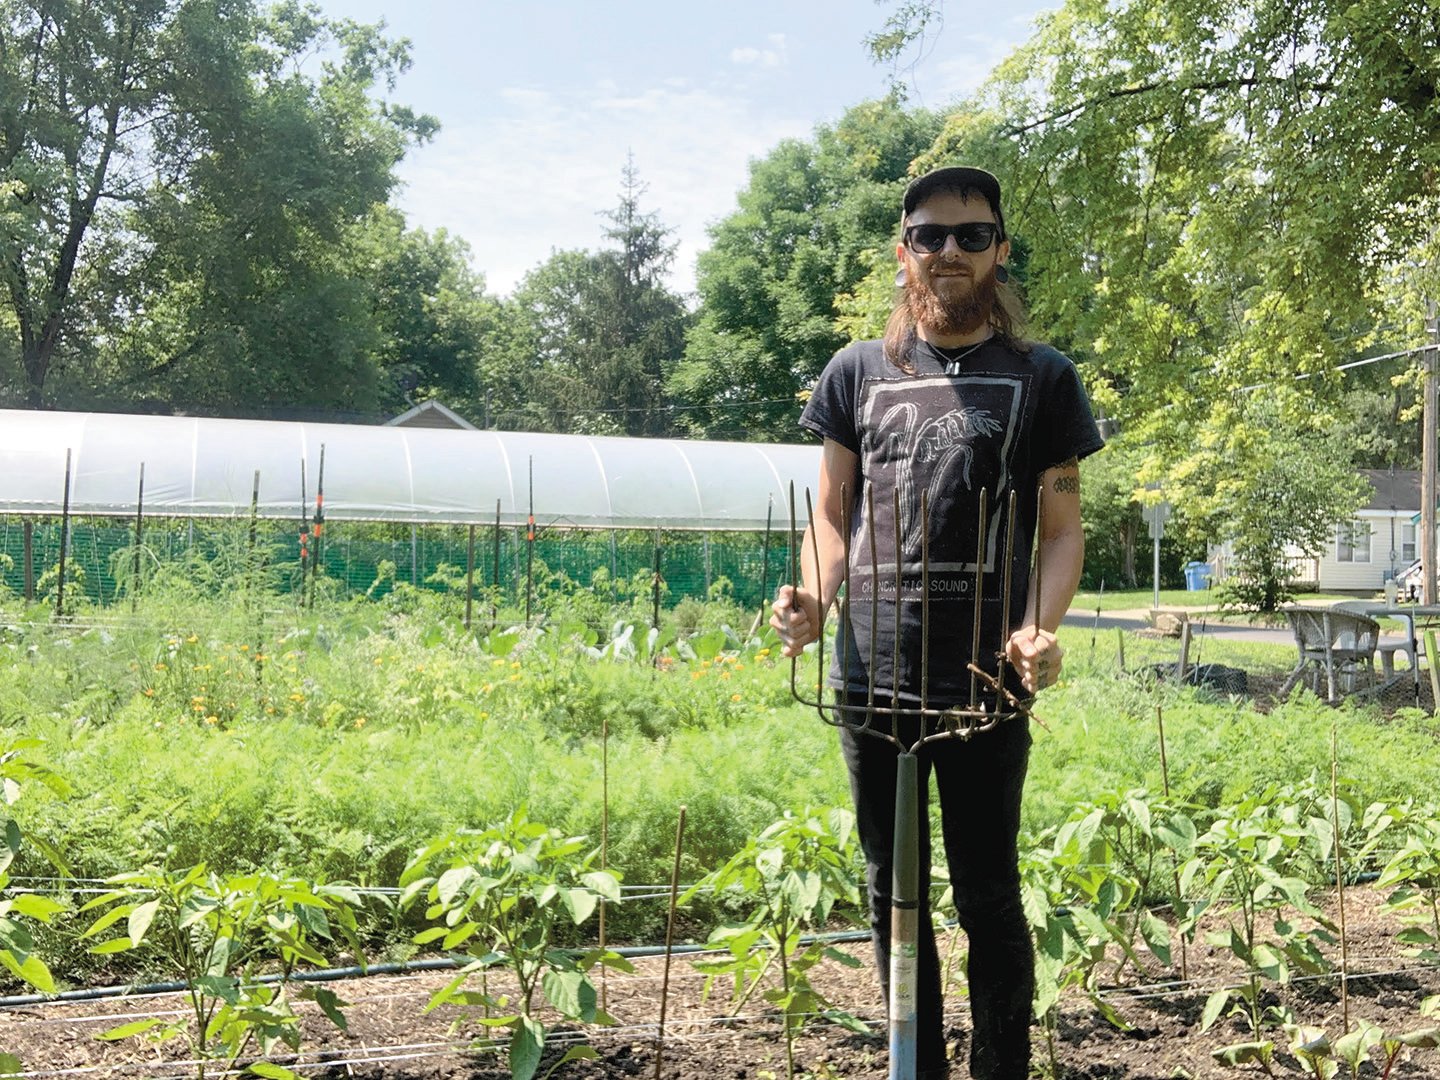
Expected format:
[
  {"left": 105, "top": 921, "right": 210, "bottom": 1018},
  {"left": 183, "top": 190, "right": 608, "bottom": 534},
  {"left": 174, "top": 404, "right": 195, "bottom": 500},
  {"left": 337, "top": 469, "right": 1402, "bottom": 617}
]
[{"left": 882, "top": 275, "right": 1031, "bottom": 374}]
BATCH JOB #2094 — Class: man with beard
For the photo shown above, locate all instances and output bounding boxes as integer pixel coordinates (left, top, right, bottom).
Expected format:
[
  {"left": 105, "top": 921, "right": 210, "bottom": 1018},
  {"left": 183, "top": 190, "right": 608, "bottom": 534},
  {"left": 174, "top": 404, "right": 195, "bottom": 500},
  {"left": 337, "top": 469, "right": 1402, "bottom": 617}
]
[{"left": 772, "top": 167, "right": 1104, "bottom": 1080}]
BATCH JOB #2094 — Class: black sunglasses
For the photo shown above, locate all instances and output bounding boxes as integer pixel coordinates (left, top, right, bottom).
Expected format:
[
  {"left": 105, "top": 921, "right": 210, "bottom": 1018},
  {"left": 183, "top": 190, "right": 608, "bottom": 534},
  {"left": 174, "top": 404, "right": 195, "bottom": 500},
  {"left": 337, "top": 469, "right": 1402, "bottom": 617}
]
[{"left": 903, "top": 221, "right": 1001, "bottom": 254}]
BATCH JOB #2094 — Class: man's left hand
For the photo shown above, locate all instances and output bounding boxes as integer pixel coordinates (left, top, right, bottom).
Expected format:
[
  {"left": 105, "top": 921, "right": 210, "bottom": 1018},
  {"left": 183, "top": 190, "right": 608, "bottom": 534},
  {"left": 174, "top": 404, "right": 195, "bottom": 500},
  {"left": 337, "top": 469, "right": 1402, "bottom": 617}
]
[{"left": 1005, "top": 627, "right": 1064, "bottom": 694}]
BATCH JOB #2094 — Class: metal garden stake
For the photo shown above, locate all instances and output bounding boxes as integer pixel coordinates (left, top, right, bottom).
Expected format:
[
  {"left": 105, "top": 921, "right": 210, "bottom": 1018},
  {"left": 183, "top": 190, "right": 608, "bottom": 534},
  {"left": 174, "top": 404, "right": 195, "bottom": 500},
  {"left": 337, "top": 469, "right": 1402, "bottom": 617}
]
[{"left": 787, "top": 479, "right": 1042, "bottom": 1080}]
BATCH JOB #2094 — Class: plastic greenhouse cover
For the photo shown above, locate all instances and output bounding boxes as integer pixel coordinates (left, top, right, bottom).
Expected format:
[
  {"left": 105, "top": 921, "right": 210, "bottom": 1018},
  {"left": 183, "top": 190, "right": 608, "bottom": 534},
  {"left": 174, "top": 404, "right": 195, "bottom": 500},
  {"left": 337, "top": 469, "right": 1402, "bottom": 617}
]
[{"left": 0, "top": 409, "right": 820, "bottom": 531}]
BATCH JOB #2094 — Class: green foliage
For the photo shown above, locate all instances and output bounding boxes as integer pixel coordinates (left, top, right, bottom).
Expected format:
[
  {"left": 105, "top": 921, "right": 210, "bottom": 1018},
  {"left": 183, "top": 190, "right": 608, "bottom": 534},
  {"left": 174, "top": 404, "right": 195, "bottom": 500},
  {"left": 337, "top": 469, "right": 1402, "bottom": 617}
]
[
  {"left": 685, "top": 807, "right": 866, "bottom": 1080},
  {"left": 671, "top": 97, "right": 944, "bottom": 440},
  {"left": 79, "top": 865, "right": 365, "bottom": 1078},
  {"left": 490, "top": 159, "right": 689, "bottom": 437},
  {"left": 0, "top": 1, "right": 435, "bottom": 411},
  {"left": 1187, "top": 788, "right": 1337, "bottom": 1035},
  {"left": 400, "top": 811, "right": 627, "bottom": 1080}
]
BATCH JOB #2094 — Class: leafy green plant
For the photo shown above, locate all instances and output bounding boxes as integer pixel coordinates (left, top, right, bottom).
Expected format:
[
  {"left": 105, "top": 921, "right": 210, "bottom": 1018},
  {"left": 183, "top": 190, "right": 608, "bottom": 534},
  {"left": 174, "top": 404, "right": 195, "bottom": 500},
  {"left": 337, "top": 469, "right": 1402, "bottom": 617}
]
[
  {"left": 79, "top": 865, "right": 366, "bottom": 1080},
  {"left": 400, "top": 810, "right": 627, "bottom": 1080},
  {"left": 1211, "top": 1038, "right": 1277, "bottom": 1075},
  {"left": 1377, "top": 812, "right": 1440, "bottom": 959},
  {"left": 1188, "top": 791, "right": 1336, "bottom": 1037},
  {"left": 684, "top": 807, "right": 866, "bottom": 1080},
  {"left": 0, "top": 733, "right": 71, "bottom": 1077}
]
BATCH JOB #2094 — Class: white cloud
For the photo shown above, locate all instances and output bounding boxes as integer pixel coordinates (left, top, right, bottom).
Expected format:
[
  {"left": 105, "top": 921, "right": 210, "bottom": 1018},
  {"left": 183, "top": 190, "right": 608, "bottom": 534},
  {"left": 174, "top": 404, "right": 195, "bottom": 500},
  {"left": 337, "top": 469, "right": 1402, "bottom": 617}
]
[
  {"left": 391, "top": 77, "right": 807, "bottom": 296},
  {"left": 729, "top": 37, "right": 786, "bottom": 68}
]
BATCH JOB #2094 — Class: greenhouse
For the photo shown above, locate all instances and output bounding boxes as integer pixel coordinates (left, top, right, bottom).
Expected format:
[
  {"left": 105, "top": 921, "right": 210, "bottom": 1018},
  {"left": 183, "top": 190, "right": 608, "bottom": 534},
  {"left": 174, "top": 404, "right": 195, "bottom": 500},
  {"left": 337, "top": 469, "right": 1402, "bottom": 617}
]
[
  {"left": 0, "top": 409, "right": 821, "bottom": 606},
  {"left": 0, "top": 409, "right": 820, "bottom": 529}
]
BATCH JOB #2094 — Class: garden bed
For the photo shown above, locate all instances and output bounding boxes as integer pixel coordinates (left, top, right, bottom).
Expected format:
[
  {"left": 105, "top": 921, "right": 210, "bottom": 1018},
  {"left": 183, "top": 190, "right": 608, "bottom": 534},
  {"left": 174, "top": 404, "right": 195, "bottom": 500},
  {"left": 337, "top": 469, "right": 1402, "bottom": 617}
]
[{"left": 5, "top": 887, "right": 1440, "bottom": 1079}]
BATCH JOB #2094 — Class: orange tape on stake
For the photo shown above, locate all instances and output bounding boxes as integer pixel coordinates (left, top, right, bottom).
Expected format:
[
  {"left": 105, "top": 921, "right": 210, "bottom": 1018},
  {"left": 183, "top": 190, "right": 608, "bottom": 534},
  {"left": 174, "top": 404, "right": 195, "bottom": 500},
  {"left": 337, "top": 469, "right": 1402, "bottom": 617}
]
[{"left": 528, "top": 514, "right": 535, "bottom": 542}]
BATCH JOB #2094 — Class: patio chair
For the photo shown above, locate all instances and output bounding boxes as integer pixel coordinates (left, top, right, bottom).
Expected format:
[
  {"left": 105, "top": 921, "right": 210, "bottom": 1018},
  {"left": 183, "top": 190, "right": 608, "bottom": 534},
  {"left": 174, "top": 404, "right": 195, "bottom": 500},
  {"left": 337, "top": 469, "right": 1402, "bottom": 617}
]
[
  {"left": 1278, "top": 607, "right": 1382, "bottom": 704},
  {"left": 1330, "top": 600, "right": 1419, "bottom": 679}
]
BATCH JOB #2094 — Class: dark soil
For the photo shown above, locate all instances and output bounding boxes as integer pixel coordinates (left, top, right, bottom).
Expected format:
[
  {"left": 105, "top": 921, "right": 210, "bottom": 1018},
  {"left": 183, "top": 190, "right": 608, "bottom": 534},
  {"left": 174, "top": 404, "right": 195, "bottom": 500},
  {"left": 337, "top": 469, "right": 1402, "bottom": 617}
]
[{"left": 6, "top": 886, "right": 1440, "bottom": 1079}]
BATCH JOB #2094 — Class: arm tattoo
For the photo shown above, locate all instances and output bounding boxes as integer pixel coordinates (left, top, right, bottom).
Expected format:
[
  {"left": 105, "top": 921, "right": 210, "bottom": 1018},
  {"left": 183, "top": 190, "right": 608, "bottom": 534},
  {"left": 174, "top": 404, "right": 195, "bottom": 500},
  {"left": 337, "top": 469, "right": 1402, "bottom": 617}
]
[{"left": 1051, "top": 458, "right": 1080, "bottom": 495}]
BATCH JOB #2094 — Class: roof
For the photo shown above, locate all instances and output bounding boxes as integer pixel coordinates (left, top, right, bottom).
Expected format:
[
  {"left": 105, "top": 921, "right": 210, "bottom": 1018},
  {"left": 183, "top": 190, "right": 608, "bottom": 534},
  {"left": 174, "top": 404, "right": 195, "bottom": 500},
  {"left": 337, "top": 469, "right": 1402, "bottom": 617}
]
[
  {"left": 0, "top": 409, "right": 819, "bottom": 531},
  {"left": 1360, "top": 469, "right": 1421, "bottom": 513},
  {"left": 385, "top": 400, "right": 477, "bottom": 430}
]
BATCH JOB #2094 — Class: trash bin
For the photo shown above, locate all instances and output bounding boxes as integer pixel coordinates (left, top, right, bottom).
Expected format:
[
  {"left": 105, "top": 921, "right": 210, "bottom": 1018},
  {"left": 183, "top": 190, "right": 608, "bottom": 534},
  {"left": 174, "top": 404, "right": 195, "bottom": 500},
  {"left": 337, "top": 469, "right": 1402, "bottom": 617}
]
[{"left": 1183, "top": 561, "right": 1213, "bottom": 591}]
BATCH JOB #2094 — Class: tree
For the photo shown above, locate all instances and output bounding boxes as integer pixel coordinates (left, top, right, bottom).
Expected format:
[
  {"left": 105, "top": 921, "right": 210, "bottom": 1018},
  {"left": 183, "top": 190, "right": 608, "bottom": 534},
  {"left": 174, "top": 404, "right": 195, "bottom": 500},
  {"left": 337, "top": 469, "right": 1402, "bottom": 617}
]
[
  {"left": 499, "top": 159, "right": 688, "bottom": 436},
  {"left": 1170, "top": 396, "right": 1369, "bottom": 612},
  {"left": 852, "top": 0, "right": 1438, "bottom": 587},
  {"left": 671, "top": 96, "right": 944, "bottom": 441},
  {"left": 363, "top": 212, "right": 504, "bottom": 416},
  {"left": 0, "top": 0, "right": 434, "bottom": 411}
]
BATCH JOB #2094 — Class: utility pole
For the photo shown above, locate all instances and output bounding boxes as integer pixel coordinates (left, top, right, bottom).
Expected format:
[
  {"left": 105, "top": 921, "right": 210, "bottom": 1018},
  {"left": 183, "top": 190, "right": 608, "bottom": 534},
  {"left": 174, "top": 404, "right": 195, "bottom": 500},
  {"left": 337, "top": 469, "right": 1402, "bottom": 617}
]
[{"left": 1424, "top": 301, "right": 1439, "bottom": 605}]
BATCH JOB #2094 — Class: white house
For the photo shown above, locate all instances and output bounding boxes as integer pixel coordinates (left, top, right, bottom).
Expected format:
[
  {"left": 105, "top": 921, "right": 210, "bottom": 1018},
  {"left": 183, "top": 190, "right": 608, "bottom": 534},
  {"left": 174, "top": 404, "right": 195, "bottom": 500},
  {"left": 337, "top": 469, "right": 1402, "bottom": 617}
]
[{"left": 1206, "top": 469, "right": 1422, "bottom": 594}]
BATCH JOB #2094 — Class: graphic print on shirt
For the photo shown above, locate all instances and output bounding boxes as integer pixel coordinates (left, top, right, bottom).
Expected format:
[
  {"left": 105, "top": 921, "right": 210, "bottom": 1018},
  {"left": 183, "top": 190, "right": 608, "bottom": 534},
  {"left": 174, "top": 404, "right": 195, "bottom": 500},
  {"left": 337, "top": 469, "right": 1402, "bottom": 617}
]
[{"left": 852, "top": 373, "right": 1026, "bottom": 603}]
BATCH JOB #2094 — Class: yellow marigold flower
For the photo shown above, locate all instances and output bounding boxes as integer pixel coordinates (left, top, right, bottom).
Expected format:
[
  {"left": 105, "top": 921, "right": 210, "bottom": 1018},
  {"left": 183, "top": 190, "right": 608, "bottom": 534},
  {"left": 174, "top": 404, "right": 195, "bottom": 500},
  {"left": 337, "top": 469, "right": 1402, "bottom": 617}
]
[
  {"left": 507, "top": 673, "right": 520, "bottom": 682},
  {"left": 691, "top": 672, "right": 703, "bottom": 680},
  {"left": 191, "top": 703, "right": 205, "bottom": 712},
  {"left": 731, "top": 693, "right": 742, "bottom": 702},
  {"left": 479, "top": 711, "right": 489, "bottom": 720},
  {"left": 187, "top": 634, "right": 199, "bottom": 644},
  {"left": 734, "top": 663, "right": 744, "bottom": 671},
  {"left": 289, "top": 693, "right": 305, "bottom": 703},
  {"left": 482, "top": 683, "right": 494, "bottom": 693},
  {"left": 354, "top": 717, "right": 367, "bottom": 729},
  {"left": 416, "top": 664, "right": 425, "bottom": 673},
  {"left": 373, "top": 658, "right": 384, "bottom": 666},
  {"left": 239, "top": 644, "right": 249, "bottom": 652},
  {"left": 205, "top": 715, "right": 218, "bottom": 725},
  {"left": 142, "top": 688, "right": 155, "bottom": 698},
  {"left": 756, "top": 648, "right": 771, "bottom": 658},
  {"left": 265, "top": 706, "right": 276, "bottom": 715},
  {"left": 491, "top": 659, "right": 505, "bottom": 667},
  {"left": 190, "top": 695, "right": 205, "bottom": 704},
  {"left": 154, "top": 662, "right": 167, "bottom": 671},
  {"left": 720, "top": 671, "right": 731, "bottom": 680}
]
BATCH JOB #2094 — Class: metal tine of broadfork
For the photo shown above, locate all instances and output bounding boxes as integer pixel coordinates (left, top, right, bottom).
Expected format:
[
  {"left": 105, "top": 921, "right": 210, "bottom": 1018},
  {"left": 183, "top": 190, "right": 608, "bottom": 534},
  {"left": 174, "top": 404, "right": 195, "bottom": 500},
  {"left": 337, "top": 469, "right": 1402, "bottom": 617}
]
[
  {"left": 803, "top": 486, "right": 830, "bottom": 725},
  {"left": 837, "top": 481, "right": 874, "bottom": 736},
  {"left": 892, "top": 486, "right": 906, "bottom": 747},
  {"left": 968, "top": 487, "right": 991, "bottom": 713},
  {"left": 920, "top": 489, "right": 930, "bottom": 727},
  {"left": 867, "top": 485, "right": 883, "bottom": 740},
  {"left": 1033, "top": 477, "right": 1045, "bottom": 643},
  {"left": 966, "top": 483, "right": 1047, "bottom": 729},
  {"left": 998, "top": 488, "right": 1019, "bottom": 676}
]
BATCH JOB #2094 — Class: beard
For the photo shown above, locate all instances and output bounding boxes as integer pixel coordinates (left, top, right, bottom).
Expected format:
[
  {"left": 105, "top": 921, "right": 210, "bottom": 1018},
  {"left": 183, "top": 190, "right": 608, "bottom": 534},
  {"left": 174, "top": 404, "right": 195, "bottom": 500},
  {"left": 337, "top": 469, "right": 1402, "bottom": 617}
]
[{"left": 903, "top": 259, "right": 997, "bottom": 337}]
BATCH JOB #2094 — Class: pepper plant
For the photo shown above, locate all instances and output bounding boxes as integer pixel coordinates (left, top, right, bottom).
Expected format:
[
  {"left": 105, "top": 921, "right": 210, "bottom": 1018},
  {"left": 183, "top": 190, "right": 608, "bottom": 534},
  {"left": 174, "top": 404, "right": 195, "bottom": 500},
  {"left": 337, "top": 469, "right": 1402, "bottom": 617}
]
[
  {"left": 400, "top": 810, "right": 627, "bottom": 1080},
  {"left": 1187, "top": 789, "right": 1335, "bottom": 1037},
  {"left": 79, "top": 865, "right": 366, "bottom": 1080},
  {"left": 684, "top": 807, "right": 866, "bottom": 1080}
]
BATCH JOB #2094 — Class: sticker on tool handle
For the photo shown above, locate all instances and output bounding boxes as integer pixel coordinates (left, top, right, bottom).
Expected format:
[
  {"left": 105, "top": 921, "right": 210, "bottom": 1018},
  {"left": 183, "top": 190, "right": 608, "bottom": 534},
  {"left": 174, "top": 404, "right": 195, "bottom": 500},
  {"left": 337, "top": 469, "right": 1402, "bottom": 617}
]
[{"left": 890, "top": 942, "right": 919, "bottom": 1018}]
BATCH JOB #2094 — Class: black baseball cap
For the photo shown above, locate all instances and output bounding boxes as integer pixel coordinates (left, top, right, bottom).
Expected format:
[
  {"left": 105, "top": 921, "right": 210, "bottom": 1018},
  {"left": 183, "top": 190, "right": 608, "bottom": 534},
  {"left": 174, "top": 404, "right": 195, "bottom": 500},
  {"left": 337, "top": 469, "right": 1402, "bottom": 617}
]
[{"left": 902, "top": 166, "right": 1006, "bottom": 239}]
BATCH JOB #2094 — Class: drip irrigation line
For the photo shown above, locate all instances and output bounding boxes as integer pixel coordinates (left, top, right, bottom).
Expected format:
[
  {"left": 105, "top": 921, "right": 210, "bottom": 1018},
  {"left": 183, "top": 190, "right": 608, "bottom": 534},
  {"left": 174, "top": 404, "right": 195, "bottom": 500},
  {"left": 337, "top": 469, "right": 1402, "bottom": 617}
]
[
  {"left": 0, "top": 930, "right": 872, "bottom": 1010},
  {"left": 7, "top": 1006, "right": 892, "bottom": 1080}
]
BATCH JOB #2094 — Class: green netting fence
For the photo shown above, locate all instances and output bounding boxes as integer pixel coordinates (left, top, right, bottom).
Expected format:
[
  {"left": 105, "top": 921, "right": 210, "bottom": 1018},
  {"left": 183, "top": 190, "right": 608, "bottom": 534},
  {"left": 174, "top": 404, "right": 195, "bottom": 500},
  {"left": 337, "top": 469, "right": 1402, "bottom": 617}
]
[{"left": 0, "top": 516, "right": 796, "bottom": 611}]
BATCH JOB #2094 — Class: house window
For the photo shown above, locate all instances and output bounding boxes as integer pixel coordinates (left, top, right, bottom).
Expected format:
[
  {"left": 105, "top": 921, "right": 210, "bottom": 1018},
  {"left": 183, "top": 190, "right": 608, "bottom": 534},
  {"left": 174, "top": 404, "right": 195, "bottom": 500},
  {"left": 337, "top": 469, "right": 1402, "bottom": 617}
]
[
  {"left": 1337, "top": 521, "right": 1371, "bottom": 563},
  {"left": 1401, "top": 522, "right": 1417, "bottom": 563}
]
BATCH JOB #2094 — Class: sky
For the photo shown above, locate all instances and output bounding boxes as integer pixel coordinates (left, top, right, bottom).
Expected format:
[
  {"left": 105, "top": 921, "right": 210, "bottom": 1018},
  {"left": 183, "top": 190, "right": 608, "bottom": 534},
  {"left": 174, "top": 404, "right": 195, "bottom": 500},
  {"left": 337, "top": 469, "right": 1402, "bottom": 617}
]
[{"left": 314, "top": 1, "right": 1056, "bottom": 296}]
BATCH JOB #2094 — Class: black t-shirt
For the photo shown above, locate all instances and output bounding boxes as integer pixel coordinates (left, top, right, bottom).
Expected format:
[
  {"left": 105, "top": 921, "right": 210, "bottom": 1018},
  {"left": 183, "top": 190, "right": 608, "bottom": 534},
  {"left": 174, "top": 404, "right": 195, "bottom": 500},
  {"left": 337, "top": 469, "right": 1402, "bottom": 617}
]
[{"left": 799, "top": 337, "right": 1105, "bottom": 706}]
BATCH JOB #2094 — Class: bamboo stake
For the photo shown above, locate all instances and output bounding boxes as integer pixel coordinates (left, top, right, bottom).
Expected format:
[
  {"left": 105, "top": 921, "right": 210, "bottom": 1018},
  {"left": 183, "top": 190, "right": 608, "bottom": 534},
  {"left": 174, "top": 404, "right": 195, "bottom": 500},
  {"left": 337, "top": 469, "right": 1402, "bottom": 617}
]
[
  {"left": 492, "top": 499, "right": 501, "bottom": 628},
  {"left": 464, "top": 524, "right": 476, "bottom": 629},
  {"left": 1331, "top": 724, "right": 1350, "bottom": 1032},
  {"left": 600, "top": 714, "right": 610, "bottom": 1013},
  {"left": 1157, "top": 706, "right": 1187, "bottom": 983},
  {"left": 525, "top": 457, "right": 535, "bottom": 626},
  {"left": 1426, "top": 630, "right": 1440, "bottom": 716},
  {"left": 55, "top": 448, "right": 72, "bottom": 620},
  {"left": 654, "top": 806, "right": 688, "bottom": 1080},
  {"left": 131, "top": 464, "right": 145, "bottom": 613}
]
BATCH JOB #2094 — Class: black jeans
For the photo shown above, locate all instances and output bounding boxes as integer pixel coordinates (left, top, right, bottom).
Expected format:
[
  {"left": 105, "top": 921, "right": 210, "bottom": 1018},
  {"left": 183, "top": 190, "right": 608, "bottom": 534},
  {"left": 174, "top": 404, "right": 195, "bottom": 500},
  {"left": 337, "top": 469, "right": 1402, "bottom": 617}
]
[{"left": 839, "top": 693, "right": 1034, "bottom": 1080}]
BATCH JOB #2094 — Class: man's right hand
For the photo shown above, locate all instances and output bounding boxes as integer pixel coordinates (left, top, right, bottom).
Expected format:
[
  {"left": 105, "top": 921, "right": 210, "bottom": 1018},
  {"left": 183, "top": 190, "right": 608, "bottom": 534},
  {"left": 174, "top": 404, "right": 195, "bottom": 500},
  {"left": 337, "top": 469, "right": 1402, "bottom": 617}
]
[{"left": 771, "top": 584, "right": 822, "bottom": 657}]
